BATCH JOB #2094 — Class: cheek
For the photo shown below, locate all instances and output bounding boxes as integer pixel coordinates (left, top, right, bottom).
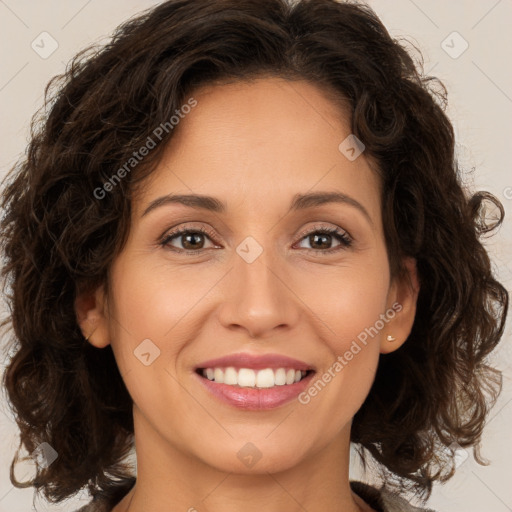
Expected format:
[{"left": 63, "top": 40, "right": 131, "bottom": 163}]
[
  {"left": 293, "top": 254, "right": 390, "bottom": 343},
  {"left": 296, "top": 332, "right": 381, "bottom": 445},
  {"left": 105, "top": 257, "right": 220, "bottom": 412},
  {"left": 332, "top": 277, "right": 389, "bottom": 348},
  {"left": 292, "top": 261, "right": 389, "bottom": 424},
  {"left": 108, "top": 256, "right": 208, "bottom": 349}
]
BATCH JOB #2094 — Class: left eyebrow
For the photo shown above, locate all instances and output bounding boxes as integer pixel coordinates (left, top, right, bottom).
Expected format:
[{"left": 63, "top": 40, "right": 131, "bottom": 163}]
[
  {"left": 141, "top": 191, "right": 373, "bottom": 226},
  {"left": 289, "top": 191, "right": 373, "bottom": 226}
]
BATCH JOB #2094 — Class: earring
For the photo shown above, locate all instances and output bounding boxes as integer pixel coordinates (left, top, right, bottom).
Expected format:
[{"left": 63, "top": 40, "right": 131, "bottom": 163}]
[
  {"left": 85, "top": 329, "right": 96, "bottom": 341},
  {"left": 386, "top": 335, "right": 396, "bottom": 342}
]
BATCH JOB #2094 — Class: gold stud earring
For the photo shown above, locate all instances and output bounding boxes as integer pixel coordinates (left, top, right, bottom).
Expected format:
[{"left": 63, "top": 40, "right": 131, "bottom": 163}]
[{"left": 386, "top": 335, "right": 396, "bottom": 342}]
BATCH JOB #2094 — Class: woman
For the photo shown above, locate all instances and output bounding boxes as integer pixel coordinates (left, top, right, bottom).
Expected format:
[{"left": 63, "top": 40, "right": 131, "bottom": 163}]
[{"left": 0, "top": 1, "right": 508, "bottom": 511}]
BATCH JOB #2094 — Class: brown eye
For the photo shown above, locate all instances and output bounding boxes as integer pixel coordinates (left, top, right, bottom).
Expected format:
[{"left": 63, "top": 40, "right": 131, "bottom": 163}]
[
  {"left": 296, "top": 227, "right": 352, "bottom": 253},
  {"left": 180, "top": 232, "right": 206, "bottom": 250},
  {"left": 307, "top": 233, "right": 335, "bottom": 250},
  {"left": 160, "top": 227, "right": 218, "bottom": 252}
]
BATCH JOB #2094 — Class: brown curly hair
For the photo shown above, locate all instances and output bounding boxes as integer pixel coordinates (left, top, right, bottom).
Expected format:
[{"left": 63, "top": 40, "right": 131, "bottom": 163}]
[{"left": 0, "top": 0, "right": 508, "bottom": 506}]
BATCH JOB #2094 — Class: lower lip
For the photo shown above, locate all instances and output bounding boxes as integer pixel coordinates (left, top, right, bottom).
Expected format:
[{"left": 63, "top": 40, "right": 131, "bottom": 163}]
[{"left": 195, "top": 371, "right": 315, "bottom": 410}]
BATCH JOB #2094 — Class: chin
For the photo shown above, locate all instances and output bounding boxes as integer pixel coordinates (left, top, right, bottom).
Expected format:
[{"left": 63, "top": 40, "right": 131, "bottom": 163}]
[{"left": 188, "top": 433, "right": 314, "bottom": 475}]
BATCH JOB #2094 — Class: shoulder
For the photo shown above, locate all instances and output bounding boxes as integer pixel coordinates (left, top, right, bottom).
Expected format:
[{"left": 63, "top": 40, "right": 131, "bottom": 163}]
[{"left": 350, "top": 480, "right": 438, "bottom": 512}]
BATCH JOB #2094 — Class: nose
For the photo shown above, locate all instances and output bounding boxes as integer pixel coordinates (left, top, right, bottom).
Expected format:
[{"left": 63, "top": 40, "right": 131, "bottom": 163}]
[{"left": 216, "top": 245, "right": 300, "bottom": 339}]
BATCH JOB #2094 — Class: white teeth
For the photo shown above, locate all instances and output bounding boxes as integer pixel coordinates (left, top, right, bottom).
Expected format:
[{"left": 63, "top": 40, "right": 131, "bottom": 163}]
[
  {"left": 224, "top": 367, "right": 238, "bottom": 385},
  {"left": 201, "top": 367, "right": 308, "bottom": 388},
  {"left": 213, "top": 368, "right": 224, "bottom": 384},
  {"left": 256, "top": 368, "right": 275, "bottom": 388},
  {"left": 274, "top": 368, "right": 287, "bottom": 386},
  {"left": 238, "top": 368, "right": 256, "bottom": 387}
]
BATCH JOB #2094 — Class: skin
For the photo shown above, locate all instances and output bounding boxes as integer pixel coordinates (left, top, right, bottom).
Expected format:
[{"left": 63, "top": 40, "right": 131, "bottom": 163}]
[{"left": 76, "top": 77, "right": 419, "bottom": 512}]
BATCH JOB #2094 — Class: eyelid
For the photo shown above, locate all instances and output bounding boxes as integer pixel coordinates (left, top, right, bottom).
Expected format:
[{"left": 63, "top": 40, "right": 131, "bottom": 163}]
[
  {"left": 159, "top": 223, "right": 220, "bottom": 247},
  {"left": 159, "top": 221, "right": 354, "bottom": 253},
  {"left": 294, "top": 222, "right": 352, "bottom": 242}
]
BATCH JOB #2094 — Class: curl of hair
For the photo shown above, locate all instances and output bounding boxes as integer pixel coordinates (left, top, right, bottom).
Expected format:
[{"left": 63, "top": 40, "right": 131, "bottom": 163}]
[{"left": 0, "top": 0, "right": 508, "bottom": 504}]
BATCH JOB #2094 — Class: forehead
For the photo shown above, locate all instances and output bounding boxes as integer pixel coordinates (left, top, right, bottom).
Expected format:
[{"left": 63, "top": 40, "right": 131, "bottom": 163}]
[{"left": 133, "top": 77, "right": 381, "bottom": 223}]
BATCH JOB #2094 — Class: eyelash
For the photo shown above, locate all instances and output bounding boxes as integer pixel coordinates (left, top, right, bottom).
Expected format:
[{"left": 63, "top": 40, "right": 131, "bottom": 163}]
[{"left": 159, "top": 224, "right": 353, "bottom": 255}]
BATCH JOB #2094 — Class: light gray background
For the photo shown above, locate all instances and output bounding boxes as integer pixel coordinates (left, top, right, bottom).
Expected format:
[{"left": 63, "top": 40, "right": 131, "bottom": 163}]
[{"left": 0, "top": 1, "right": 511, "bottom": 511}]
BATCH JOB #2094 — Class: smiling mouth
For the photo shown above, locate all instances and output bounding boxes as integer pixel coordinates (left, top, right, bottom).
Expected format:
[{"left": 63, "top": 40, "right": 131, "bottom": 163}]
[{"left": 196, "top": 367, "right": 315, "bottom": 389}]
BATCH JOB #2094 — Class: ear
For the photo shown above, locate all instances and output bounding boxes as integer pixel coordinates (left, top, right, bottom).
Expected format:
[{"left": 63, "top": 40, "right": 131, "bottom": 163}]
[
  {"left": 75, "top": 284, "right": 111, "bottom": 348},
  {"left": 380, "top": 257, "right": 420, "bottom": 354}
]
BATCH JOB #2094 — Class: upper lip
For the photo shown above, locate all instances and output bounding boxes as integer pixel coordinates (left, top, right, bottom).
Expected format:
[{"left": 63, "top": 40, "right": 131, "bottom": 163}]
[{"left": 196, "top": 353, "right": 315, "bottom": 371}]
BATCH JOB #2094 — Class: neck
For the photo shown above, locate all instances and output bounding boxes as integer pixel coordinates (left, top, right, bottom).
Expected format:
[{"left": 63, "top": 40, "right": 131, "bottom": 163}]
[{"left": 112, "top": 407, "right": 372, "bottom": 512}]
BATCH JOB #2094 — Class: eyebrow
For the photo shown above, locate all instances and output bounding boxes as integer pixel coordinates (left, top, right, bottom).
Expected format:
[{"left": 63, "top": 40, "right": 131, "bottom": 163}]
[{"left": 141, "top": 191, "right": 373, "bottom": 225}]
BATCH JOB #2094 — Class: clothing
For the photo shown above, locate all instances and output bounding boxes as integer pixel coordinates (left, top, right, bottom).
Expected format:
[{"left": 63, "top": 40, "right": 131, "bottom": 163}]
[
  {"left": 74, "top": 480, "right": 437, "bottom": 512},
  {"left": 350, "top": 481, "right": 436, "bottom": 512}
]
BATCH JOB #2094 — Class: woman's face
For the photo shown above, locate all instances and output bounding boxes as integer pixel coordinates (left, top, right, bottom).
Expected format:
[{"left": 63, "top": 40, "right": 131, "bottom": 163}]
[{"left": 80, "top": 77, "right": 418, "bottom": 475}]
